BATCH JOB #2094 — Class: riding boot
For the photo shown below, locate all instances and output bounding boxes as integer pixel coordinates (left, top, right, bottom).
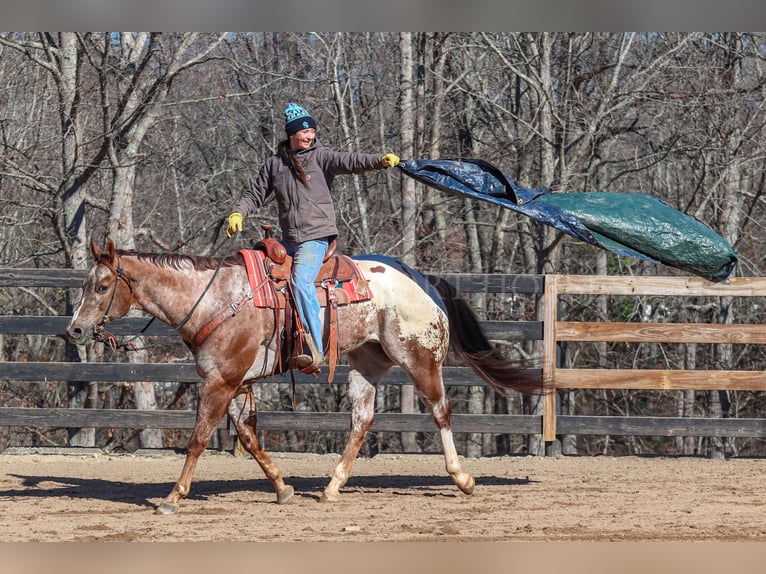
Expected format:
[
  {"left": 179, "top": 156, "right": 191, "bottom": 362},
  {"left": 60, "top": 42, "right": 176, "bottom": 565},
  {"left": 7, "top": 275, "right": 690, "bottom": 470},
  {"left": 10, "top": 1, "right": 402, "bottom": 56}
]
[{"left": 293, "top": 333, "right": 323, "bottom": 374}]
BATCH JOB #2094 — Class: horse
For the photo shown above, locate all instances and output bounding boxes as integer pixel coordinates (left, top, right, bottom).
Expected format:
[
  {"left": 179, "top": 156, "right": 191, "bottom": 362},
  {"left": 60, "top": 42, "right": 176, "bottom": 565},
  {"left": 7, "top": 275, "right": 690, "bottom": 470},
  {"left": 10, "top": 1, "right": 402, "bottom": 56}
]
[{"left": 66, "top": 237, "right": 540, "bottom": 514}]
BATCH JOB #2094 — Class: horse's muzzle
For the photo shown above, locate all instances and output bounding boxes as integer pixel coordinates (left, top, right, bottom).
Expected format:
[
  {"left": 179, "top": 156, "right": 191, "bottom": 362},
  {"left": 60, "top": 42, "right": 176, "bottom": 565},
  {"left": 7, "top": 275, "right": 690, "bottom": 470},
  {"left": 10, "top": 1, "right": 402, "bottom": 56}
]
[{"left": 66, "top": 324, "right": 90, "bottom": 345}]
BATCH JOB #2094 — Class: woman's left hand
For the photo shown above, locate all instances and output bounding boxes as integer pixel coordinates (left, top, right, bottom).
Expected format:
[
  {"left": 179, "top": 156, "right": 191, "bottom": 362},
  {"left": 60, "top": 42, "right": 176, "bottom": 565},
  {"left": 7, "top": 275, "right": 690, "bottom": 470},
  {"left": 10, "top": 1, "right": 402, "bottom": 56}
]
[{"left": 381, "top": 153, "right": 400, "bottom": 168}]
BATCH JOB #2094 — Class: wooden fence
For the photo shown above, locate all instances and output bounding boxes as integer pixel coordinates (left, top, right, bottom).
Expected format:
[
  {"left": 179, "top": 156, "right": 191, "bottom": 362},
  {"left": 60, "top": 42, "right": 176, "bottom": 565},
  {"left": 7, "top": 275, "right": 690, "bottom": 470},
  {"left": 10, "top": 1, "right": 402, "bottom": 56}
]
[
  {"left": 542, "top": 275, "right": 766, "bottom": 441},
  {"left": 3, "top": 268, "right": 766, "bottom": 450},
  {"left": 0, "top": 268, "right": 544, "bottom": 438}
]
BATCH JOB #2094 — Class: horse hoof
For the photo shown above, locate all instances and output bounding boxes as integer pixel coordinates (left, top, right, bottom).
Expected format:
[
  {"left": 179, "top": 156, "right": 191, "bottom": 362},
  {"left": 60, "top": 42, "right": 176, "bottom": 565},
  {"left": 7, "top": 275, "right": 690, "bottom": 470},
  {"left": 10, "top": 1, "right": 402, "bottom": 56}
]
[
  {"left": 154, "top": 502, "right": 179, "bottom": 515},
  {"left": 277, "top": 485, "right": 294, "bottom": 505},
  {"left": 455, "top": 473, "right": 475, "bottom": 495},
  {"left": 319, "top": 491, "right": 340, "bottom": 503}
]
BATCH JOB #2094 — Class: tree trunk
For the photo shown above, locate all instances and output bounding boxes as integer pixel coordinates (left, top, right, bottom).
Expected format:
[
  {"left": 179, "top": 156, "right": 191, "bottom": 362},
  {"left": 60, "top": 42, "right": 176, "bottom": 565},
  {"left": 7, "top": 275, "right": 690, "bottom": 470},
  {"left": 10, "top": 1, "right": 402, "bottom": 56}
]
[
  {"left": 57, "top": 33, "right": 97, "bottom": 447},
  {"left": 527, "top": 32, "right": 558, "bottom": 456},
  {"left": 463, "top": 196, "right": 487, "bottom": 458},
  {"left": 423, "top": 33, "right": 450, "bottom": 246},
  {"left": 706, "top": 34, "right": 747, "bottom": 459},
  {"left": 398, "top": 32, "right": 419, "bottom": 453},
  {"left": 329, "top": 34, "right": 372, "bottom": 251}
]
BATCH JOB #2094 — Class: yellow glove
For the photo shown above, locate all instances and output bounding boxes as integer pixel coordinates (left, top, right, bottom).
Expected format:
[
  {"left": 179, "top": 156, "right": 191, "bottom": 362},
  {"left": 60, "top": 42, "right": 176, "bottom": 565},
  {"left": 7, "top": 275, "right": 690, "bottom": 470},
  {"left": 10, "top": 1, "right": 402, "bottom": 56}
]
[
  {"left": 381, "top": 153, "right": 400, "bottom": 168},
  {"left": 226, "top": 212, "right": 243, "bottom": 238}
]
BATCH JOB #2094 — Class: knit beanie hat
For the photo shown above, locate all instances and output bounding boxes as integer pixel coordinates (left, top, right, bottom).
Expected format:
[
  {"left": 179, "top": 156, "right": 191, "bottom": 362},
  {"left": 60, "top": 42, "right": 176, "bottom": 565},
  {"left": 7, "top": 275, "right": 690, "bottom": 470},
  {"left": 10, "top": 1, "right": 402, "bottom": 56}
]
[{"left": 284, "top": 102, "right": 317, "bottom": 136}]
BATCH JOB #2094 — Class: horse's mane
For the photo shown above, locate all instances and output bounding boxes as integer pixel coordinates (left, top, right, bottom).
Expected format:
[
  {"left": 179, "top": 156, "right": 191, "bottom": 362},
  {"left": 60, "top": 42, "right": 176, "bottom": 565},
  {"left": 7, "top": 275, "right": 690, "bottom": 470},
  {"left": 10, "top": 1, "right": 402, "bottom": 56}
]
[{"left": 116, "top": 249, "right": 244, "bottom": 272}]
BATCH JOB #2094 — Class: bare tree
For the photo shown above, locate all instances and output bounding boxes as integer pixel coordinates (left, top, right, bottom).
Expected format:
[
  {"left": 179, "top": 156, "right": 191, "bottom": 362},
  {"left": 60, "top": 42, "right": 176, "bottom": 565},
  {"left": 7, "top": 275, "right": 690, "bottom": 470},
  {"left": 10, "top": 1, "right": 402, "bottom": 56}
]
[
  {"left": 5, "top": 32, "right": 766, "bottom": 455},
  {"left": 397, "top": 32, "right": 420, "bottom": 452},
  {"left": 0, "top": 32, "right": 226, "bottom": 447}
]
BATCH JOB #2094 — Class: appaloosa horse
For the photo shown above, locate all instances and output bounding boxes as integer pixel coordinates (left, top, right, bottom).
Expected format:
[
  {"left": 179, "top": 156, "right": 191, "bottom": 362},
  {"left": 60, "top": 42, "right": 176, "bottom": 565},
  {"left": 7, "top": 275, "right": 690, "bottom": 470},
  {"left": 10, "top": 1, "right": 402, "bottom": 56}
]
[{"left": 66, "top": 238, "right": 539, "bottom": 514}]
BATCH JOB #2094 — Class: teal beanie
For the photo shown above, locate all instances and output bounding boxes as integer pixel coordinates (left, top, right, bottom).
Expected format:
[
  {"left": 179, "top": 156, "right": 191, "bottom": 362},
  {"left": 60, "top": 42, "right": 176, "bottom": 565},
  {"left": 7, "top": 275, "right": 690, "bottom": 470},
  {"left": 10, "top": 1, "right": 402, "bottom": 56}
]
[{"left": 284, "top": 102, "right": 317, "bottom": 135}]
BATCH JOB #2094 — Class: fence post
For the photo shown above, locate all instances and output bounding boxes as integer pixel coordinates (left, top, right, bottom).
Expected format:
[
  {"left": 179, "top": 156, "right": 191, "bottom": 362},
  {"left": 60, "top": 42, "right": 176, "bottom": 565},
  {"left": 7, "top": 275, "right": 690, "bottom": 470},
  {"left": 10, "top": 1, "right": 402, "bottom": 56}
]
[{"left": 543, "top": 274, "right": 558, "bottom": 442}]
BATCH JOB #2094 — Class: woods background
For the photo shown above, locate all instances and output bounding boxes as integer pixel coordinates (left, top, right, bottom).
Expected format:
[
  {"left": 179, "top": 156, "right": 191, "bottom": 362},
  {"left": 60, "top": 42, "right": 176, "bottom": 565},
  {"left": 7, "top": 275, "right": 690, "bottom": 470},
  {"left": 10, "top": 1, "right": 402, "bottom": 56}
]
[{"left": 2, "top": 32, "right": 766, "bottom": 458}]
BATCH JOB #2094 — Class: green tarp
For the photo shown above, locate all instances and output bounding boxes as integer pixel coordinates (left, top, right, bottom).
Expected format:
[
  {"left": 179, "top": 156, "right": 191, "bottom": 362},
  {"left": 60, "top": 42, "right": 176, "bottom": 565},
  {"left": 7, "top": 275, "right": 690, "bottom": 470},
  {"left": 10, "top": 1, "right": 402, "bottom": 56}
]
[{"left": 399, "top": 159, "right": 738, "bottom": 282}]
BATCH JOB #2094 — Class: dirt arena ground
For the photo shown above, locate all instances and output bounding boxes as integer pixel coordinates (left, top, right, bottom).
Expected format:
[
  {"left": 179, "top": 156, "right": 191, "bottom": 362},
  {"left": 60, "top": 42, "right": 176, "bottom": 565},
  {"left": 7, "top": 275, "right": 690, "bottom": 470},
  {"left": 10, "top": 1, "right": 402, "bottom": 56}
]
[{"left": 1, "top": 449, "right": 765, "bottom": 542}]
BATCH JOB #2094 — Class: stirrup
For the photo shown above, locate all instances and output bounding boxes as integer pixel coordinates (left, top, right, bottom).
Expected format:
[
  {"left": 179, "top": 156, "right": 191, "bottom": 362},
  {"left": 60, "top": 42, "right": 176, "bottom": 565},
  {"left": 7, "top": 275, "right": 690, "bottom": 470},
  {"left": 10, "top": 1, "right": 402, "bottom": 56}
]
[
  {"left": 292, "top": 334, "right": 322, "bottom": 374},
  {"left": 291, "top": 354, "right": 321, "bottom": 376},
  {"left": 293, "top": 353, "right": 317, "bottom": 369}
]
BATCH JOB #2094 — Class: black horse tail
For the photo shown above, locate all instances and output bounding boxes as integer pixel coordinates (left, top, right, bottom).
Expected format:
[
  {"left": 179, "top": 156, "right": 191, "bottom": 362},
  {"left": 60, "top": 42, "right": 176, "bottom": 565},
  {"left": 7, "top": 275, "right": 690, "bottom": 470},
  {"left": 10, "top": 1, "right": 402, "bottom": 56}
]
[{"left": 427, "top": 274, "right": 542, "bottom": 396}]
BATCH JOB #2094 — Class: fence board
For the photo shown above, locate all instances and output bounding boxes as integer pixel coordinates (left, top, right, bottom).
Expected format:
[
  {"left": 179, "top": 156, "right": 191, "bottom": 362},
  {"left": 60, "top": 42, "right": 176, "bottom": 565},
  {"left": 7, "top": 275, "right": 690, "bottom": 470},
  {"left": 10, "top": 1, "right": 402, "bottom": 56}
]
[
  {"left": 1, "top": 269, "right": 548, "bottom": 294},
  {"left": 0, "top": 269, "right": 85, "bottom": 288},
  {"left": 0, "top": 316, "right": 542, "bottom": 341},
  {"left": 434, "top": 273, "right": 544, "bottom": 295},
  {"left": 554, "top": 368, "right": 766, "bottom": 391},
  {"left": 556, "top": 321, "right": 766, "bottom": 344},
  {"left": 4, "top": 408, "right": 763, "bottom": 437},
  {"left": 1, "top": 361, "right": 543, "bottom": 387},
  {"left": 0, "top": 316, "right": 177, "bottom": 336},
  {"left": 556, "top": 416, "right": 766, "bottom": 437},
  {"left": 555, "top": 274, "right": 766, "bottom": 296},
  {"left": 0, "top": 407, "right": 542, "bottom": 434}
]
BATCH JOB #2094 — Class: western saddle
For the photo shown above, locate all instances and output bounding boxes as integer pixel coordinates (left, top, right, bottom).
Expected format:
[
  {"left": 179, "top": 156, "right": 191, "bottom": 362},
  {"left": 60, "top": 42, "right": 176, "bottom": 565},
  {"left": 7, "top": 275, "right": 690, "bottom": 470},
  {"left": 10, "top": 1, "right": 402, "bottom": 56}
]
[{"left": 244, "top": 226, "right": 372, "bottom": 382}]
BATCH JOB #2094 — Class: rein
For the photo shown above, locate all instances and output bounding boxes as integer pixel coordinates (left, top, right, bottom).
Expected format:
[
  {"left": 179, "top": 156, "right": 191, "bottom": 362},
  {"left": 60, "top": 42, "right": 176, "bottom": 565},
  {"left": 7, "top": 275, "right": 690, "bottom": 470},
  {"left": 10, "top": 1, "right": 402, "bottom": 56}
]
[
  {"left": 175, "top": 233, "right": 240, "bottom": 333},
  {"left": 174, "top": 254, "right": 226, "bottom": 332}
]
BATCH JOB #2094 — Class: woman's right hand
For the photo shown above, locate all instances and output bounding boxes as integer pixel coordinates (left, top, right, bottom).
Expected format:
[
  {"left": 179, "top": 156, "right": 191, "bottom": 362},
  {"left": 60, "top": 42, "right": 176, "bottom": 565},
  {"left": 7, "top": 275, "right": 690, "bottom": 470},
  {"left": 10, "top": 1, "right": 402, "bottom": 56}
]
[{"left": 226, "top": 212, "right": 243, "bottom": 237}]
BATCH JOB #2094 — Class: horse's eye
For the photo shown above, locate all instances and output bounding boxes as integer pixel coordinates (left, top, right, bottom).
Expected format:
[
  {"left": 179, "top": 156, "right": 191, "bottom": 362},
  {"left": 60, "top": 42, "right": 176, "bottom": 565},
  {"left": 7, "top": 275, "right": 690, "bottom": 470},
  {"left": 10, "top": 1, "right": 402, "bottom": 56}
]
[{"left": 97, "top": 284, "right": 109, "bottom": 294}]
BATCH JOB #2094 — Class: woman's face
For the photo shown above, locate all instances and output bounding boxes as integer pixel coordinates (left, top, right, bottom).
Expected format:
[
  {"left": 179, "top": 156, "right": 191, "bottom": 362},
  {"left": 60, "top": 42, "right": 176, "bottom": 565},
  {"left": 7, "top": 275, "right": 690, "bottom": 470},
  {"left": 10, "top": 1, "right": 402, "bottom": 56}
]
[{"left": 289, "top": 128, "right": 316, "bottom": 151}]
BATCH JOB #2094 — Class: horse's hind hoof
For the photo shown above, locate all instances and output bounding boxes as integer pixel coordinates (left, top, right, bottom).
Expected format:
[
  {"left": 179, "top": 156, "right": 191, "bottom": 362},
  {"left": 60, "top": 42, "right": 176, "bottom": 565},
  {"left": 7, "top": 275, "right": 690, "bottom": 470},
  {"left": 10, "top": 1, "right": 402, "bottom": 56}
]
[
  {"left": 455, "top": 473, "right": 475, "bottom": 495},
  {"left": 277, "top": 485, "right": 294, "bottom": 504},
  {"left": 319, "top": 491, "right": 340, "bottom": 503},
  {"left": 154, "top": 502, "right": 179, "bottom": 515}
]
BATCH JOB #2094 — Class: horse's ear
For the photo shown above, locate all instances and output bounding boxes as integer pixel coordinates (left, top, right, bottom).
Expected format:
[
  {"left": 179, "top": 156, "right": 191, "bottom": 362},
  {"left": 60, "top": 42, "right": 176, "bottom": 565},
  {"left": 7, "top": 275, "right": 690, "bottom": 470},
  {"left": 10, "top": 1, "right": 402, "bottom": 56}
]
[
  {"left": 90, "top": 238, "right": 102, "bottom": 261},
  {"left": 105, "top": 238, "right": 116, "bottom": 263}
]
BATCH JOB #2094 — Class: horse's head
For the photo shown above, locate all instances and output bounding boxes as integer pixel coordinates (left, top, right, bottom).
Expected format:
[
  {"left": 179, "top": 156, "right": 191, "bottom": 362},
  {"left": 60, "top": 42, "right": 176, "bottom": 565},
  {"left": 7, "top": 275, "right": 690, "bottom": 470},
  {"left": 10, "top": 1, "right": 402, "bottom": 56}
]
[{"left": 66, "top": 238, "right": 135, "bottom": 345}]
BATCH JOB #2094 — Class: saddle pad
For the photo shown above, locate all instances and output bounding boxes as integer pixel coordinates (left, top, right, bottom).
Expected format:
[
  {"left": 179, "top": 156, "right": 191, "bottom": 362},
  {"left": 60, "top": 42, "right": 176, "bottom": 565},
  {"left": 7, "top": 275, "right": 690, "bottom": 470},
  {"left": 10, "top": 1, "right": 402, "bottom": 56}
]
[
  {"left": 239, "top": 249, "right": 373, "bottom": 309},
  {"left": 239, "top": 249, "right": 279, "bottom": 307}
]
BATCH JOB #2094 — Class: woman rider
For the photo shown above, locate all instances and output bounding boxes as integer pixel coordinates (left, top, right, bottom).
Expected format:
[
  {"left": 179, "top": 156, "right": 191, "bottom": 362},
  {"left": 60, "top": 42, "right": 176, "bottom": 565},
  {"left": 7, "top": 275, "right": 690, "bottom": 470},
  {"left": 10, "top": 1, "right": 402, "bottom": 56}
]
[{"left": 226, "top": 102, "right": 399, "bottom": 373}]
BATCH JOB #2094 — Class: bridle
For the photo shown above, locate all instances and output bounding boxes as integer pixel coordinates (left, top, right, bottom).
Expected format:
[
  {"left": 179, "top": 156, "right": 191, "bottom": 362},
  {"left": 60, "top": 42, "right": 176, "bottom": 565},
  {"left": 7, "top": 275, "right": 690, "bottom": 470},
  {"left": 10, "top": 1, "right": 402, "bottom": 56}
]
[{"left": 92, "top": 252, "right": 135, "bottom": 348}]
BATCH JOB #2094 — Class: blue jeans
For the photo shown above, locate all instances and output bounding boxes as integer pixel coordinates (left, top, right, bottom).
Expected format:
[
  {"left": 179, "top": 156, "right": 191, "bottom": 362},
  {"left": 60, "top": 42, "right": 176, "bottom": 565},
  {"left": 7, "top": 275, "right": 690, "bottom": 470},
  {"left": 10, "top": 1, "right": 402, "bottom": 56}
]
[{"left": 283, "top": 238, "right": 328, "bottom": 356}]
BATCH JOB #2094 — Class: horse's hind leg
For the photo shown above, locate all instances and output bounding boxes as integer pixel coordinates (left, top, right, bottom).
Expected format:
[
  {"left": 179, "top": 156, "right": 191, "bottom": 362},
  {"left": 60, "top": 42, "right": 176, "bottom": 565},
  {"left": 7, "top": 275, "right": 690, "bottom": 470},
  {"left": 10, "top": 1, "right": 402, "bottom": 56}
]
[
  {"left": 227, "top": 388, "right": 294, "bottom": 504},
  {"left": 320, "top": 345, "right": 391, "bottom": 503},
  {"left": 435, "top": 403, "right": 475, "bottom": 495},
  {"left": 409, "top": 363, "right": 475, "bottom": 495}
]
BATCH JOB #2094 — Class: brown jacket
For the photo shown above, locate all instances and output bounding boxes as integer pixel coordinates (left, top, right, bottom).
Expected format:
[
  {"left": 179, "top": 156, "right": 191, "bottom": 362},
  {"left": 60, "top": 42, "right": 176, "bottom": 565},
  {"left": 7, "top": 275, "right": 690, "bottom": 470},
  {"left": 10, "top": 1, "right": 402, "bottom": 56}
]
[{"left": 235, "top": 141, "right": 385, "bottom": 244}]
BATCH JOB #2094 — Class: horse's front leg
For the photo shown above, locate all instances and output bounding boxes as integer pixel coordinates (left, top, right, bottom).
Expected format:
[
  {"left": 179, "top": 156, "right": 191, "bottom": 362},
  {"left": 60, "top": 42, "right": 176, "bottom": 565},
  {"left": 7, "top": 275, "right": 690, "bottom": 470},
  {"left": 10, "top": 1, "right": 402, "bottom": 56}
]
[
  {"left": 155, "top": 374, "right": 236, "bottom": 515},
  {"left": 228, "top": 389, "right": 294, "bottom": 504}
]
